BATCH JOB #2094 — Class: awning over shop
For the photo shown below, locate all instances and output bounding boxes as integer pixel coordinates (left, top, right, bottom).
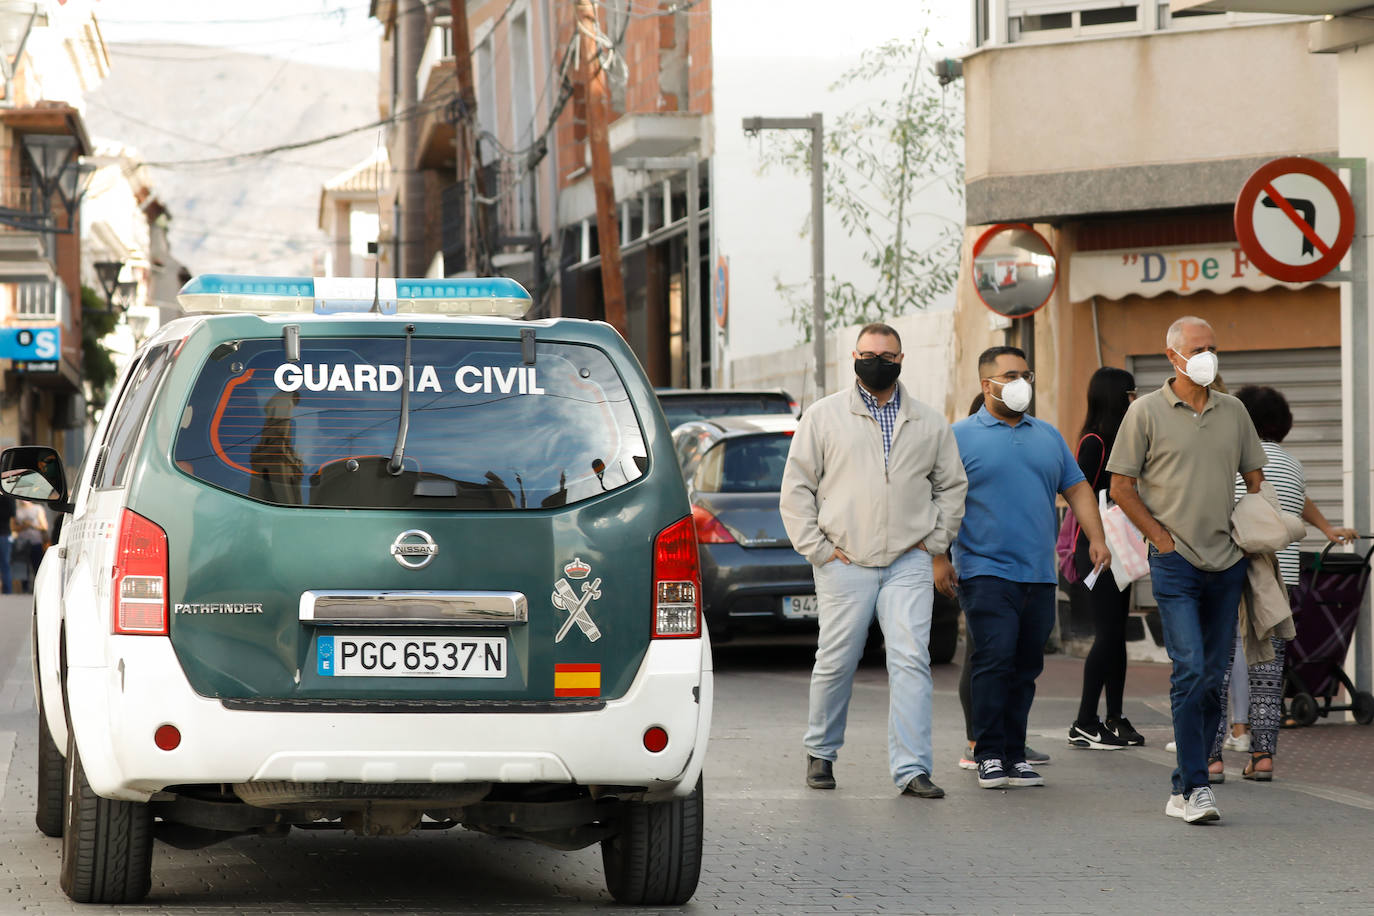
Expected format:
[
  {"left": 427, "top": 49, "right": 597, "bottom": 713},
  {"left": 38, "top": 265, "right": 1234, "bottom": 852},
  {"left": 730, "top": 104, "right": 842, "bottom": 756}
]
[{"left": 1068, "top": 242, "right": 1332, "bottom": 302}]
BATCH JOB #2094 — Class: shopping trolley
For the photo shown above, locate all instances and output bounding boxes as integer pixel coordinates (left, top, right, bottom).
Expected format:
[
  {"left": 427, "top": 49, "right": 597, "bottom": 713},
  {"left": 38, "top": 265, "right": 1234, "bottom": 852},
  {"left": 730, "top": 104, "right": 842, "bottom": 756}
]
[{"left": 1283, "top": 537, "right": 1374, "bottom": 727}]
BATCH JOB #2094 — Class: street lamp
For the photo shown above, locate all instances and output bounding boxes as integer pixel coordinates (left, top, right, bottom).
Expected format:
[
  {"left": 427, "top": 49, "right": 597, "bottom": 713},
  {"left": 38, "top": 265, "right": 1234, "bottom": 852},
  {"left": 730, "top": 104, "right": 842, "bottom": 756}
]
[
  {"left": 58, "top": 159, "right": 97, "bottom": 214},
  {"left": 94, "top": 260, "right": 125, "bottom": 313},
  {"left": 0, "top": 133, "right": 90, "bottom": 234},
  {"left": 23, "top": 133, "right": 76, "bottom": 204}
]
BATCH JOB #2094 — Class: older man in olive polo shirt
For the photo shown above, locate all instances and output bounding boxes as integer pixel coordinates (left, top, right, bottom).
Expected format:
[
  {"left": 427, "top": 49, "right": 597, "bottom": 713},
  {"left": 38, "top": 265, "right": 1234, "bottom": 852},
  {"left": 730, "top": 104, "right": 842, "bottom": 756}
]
[{"left": 1108, "top": 316, "right": 1265, "bottom": 825}]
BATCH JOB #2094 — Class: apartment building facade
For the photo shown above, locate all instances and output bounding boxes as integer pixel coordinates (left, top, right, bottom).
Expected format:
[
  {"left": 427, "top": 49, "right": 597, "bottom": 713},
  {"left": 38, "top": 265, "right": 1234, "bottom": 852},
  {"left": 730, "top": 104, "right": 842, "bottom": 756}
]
[
  {"left": 370, "top": 0, "right": 713, "bottom": 388},
  {"left": 957, "top": 1, "right": 1341, "bottom": 512},
  {"left": 0, "top": 0, "right": 108, "bottom": 459}
]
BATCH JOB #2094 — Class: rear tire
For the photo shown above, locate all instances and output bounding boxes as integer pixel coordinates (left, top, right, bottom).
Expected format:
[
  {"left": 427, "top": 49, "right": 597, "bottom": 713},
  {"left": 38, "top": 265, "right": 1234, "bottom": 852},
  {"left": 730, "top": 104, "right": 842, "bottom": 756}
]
[
  {"left": 1290, "top": 692, "right": 1320, "bottom": 728},
  {"left": 59, "top": 734, "right": 154, "bottom": 904},
  {"left": 34, "top": 699, "right": 64, "bottom": 838},
  {"left": 1353, "top": 691, "right": 1374, "bottom": 726},
  {"left": 601, "top": 777, "right": 703, "bottom": 905},
  {"left": 34, "top": 615, "right": 64, "bottom": 838}
]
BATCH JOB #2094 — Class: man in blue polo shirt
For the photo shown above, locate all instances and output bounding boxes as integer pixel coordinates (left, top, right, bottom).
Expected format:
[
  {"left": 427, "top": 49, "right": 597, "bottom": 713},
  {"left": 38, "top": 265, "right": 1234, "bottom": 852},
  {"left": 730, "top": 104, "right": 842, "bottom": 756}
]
[{"left": 947, "top": 346, "right": 1110, "bottom": 790}]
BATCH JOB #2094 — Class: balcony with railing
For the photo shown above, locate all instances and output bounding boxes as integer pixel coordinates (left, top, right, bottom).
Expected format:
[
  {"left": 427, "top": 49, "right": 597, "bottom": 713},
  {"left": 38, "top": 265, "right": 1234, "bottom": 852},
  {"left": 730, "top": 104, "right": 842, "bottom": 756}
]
[
  {"left": 415, "top": 16, "right": 458, "bottom": 170},
  {"left": 419, "top": 16, "right": 454, "bottom": 98},
  {"left": 0, "top": 181, "right": 57, "bottom": 276},
  {"left": 480, "top": 159, "right": 537, "bottom": 244}
]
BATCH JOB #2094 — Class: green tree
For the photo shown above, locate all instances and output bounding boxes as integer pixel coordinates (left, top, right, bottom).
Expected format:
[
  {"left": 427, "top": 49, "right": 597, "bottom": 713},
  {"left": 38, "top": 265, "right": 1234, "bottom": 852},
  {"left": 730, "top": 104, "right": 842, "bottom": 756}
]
[
  {"left": 81, "top": 285, "right": 120, "bottom": 411},
  {"left": 758, "top": 31, "right": 964, "bottom": 340}
]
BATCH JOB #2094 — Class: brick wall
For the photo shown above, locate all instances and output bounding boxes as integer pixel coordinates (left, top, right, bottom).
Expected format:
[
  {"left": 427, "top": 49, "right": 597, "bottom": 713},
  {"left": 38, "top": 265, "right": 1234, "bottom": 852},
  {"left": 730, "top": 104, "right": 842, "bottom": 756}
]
[{"left": 553, "top": 0, "right": 712, "bottom": 191}]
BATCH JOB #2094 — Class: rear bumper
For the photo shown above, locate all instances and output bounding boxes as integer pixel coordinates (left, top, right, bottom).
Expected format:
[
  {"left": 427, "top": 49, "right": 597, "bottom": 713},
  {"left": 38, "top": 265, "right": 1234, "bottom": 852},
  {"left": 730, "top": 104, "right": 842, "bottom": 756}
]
[
  {"left": 700, "top": 543, "right": 815, "bottom": 632},
  {"left": 65, "top": 636, "right": 711, "bottom": 804}
]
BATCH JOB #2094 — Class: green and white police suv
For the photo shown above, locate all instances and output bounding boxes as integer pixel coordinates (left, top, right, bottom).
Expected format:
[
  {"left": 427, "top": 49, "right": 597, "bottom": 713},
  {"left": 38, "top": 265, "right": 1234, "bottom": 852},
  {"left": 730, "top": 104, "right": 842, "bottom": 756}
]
[{"left": 6, "top": 275, "right": 711, "bottom": 906}]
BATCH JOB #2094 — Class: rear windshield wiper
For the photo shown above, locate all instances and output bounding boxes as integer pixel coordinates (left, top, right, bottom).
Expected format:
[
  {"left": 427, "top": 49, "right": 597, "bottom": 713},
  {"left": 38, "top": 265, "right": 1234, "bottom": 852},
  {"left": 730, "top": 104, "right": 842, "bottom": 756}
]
[{"left": 387, "top": 323, "right": 415, "bottom": 476}]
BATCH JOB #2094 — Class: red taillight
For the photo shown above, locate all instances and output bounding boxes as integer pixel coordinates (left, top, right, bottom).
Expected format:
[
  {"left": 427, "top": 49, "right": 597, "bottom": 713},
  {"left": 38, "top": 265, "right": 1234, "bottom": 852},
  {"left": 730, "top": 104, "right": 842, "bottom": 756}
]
[
  {"left": 691, "top": 505, "right": 735, "bottom": 544},
  {"left": 112, "top": 508, "right": 169, "bottom": 636},
  {"left": 653, "top": 516, "right": 701, "bottom": 639}
]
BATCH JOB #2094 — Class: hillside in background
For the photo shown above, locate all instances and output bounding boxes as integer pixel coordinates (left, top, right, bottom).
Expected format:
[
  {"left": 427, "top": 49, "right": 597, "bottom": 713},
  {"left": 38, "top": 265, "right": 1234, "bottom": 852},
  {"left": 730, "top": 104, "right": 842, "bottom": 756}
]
[{"left": 85, "top": 43, "right": 381, "bottom": 277}]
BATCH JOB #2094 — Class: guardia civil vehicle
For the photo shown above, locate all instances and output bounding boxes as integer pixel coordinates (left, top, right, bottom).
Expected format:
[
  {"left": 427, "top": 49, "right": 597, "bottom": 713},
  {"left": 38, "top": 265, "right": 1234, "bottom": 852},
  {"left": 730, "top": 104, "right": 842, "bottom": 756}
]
[{"left": 8, "top": 275, "right": 711, "bottom": 906}]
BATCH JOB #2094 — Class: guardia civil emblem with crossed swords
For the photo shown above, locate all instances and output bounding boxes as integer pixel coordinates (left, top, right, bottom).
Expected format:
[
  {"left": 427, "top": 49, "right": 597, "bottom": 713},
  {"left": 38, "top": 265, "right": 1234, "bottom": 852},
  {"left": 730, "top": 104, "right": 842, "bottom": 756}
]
[{"left": 552, "top": 557, "right": 602, "bottom": 643}]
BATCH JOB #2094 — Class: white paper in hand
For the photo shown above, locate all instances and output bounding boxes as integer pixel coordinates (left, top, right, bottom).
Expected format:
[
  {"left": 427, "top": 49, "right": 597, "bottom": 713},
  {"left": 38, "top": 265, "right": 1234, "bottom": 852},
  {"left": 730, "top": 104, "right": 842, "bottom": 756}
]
[{"left": 1083, "top": 563, "right": 1105, "bottom": 591}]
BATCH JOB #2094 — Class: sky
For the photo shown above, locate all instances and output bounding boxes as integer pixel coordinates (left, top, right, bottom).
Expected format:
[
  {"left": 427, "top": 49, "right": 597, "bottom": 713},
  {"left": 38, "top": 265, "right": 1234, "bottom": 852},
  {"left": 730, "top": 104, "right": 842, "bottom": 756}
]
[
  {"left": 94, "top": 0, "right": 383, "bottom": 71},
  {"left": 95, "top": 0, "right": 970, "bottom": 70}
]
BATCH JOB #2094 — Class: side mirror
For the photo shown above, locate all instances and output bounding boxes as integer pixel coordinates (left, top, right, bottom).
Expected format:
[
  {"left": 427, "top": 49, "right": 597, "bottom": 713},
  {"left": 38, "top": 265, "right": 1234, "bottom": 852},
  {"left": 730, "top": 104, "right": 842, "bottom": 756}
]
[{"left": 0, "top": 446, "right": 69, "bottom": 507}]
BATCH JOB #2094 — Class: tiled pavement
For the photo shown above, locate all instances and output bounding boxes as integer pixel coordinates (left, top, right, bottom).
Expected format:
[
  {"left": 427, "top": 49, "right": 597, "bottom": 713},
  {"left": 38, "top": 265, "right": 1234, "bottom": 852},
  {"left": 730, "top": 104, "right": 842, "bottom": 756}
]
[{"left": 5, "top": 600, "right": 1374, "bottom": 914}]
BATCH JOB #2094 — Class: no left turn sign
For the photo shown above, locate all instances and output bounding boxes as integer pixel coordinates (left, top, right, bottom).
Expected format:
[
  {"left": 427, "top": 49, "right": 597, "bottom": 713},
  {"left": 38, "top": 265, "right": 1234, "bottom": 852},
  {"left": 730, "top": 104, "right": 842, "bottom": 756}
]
[{"left": 1234, "top": 157, "right": 1354, "bottom": 283}]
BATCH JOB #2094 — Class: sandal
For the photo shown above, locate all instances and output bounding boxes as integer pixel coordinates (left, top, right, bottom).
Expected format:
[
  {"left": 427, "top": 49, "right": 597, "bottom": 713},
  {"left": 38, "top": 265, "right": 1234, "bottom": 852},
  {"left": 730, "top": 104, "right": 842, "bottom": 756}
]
[
  {"left": 1243, "top": 752, "right": 1274, "bottom": 782},
  {"left": 1207, "top": 755, "right": 1225, "bottom": 784}
]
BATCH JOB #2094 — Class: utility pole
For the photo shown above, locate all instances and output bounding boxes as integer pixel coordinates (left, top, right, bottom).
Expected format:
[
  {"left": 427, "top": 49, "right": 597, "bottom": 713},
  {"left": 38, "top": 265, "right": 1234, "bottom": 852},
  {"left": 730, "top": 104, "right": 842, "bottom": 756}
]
[
  {"left": 626, "top": 155, "right": 702, "bottom": 386},
  {"left": 449, "top": 0, "right": 492, "bottom": 275},
  {"left": 399, "top": 0, "right": 425, "bottom": 277},
  {"left": 576, "top": 0, "right": 627, "bottom": 337},
  {"left": 742, "top": 114, "right": 825, "bottom": 399}
]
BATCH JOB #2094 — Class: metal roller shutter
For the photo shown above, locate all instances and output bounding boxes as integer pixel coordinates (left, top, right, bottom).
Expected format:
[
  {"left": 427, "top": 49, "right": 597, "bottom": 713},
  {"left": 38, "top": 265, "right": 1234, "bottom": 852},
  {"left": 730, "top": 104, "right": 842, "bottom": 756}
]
[{"left": 1130, "top": 347, "right": 1344, "bottom": 555}]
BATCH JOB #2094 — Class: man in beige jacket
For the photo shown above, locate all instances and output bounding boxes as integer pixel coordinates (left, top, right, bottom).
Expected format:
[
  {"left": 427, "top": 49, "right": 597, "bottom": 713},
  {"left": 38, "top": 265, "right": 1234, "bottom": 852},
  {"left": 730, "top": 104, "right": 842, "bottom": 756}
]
[{"left": 781, "top": 322, "right": 967, "bottom": 798}]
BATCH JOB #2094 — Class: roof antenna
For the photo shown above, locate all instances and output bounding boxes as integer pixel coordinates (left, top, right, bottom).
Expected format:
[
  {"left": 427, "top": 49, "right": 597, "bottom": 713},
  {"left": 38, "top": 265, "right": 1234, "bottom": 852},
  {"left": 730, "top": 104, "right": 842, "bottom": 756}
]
[
  {"left": 370, "top": 130, "right": 385, "bottom": 315},
  {"left": 369, "top": 240, "right": 381, "bottom": 314}
]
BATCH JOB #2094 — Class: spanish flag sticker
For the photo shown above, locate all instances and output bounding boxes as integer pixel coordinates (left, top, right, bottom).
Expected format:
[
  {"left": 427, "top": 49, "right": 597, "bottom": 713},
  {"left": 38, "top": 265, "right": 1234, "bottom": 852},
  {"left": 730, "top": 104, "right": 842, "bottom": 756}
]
[{"left": 554, "top": 663, "right": 601, "bottom": 697}]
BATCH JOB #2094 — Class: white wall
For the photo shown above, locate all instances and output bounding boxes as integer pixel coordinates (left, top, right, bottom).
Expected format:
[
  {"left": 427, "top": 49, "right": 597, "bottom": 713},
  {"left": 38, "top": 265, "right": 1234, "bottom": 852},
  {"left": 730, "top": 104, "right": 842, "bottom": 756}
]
[
  {"left": 730, "top": 309, "right": 955, "bottom": 418},
  {"left": 964, "top": 22, "right": 1337, "bottom": 181},
  {"left": 710, "top": 1, "right": 967, "bottom": 361}
]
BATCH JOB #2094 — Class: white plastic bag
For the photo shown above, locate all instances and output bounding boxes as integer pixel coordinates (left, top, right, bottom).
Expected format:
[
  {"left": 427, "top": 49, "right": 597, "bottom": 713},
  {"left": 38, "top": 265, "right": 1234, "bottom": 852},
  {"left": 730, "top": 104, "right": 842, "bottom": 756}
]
[{"left": 1099, "top": 489, "right": 1149, "bottom": 591}]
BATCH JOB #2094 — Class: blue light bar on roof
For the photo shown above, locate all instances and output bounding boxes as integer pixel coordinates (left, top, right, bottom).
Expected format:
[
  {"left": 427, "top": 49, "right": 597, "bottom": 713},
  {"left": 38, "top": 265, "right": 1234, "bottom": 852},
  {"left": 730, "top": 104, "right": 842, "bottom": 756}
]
[{"left": 177, "top": 275, "right": 533, "bottom": 317}]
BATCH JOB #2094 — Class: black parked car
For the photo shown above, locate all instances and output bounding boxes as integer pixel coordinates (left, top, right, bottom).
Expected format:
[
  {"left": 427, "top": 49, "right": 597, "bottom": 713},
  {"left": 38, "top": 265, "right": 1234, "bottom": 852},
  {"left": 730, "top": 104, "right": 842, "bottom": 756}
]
[
  {"left": 672, "top": 415, "right": 958, "bottom": 663},
  {"left": 655, "top": 387, "right": 797, "bottom": 429}
]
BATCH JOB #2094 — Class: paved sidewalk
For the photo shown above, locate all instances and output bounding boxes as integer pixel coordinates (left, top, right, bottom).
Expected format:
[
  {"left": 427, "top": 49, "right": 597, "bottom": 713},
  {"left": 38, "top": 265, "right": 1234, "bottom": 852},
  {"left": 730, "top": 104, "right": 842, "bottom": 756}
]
[{"left": 1020, "top": 651, "right": 1374, "bottom": 803}]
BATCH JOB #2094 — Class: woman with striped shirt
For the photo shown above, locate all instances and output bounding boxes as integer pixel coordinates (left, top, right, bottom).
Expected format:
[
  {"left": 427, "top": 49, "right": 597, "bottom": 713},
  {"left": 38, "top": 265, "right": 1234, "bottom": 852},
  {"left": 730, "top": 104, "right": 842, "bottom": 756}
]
[{"left": 1208, "top": 386, "right": 1356, "bottom": 782}]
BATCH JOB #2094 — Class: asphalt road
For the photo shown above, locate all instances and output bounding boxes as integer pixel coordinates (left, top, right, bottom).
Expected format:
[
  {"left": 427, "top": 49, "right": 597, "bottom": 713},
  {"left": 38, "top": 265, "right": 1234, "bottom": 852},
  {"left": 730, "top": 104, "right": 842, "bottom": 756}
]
[{"left": 3, "top": 599, "right": 1373, "bottom": 914}]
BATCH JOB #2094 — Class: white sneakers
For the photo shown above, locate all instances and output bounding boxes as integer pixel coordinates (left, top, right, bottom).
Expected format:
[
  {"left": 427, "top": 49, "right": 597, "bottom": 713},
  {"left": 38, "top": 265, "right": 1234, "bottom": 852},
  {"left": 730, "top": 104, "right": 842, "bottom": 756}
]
[
  {"left": 1165, "top": 786, "right": 1221, "bottom": 823},
  {"left": 1223, "top": 732, "right": 1251, "bottom": 752}
]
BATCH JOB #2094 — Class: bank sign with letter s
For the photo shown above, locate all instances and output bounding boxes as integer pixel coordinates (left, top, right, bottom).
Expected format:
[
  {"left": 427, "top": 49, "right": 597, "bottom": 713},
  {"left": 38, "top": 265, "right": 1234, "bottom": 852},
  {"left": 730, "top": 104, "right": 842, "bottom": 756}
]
[{"left": 0, "top": 327, "right": 61, "bottom": 361}]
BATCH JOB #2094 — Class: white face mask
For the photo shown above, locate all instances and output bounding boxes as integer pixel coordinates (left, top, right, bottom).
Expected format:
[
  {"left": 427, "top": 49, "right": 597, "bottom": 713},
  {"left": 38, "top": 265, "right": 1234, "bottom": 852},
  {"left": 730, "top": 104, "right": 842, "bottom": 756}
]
[
  {"left": 991, "top": 377, "right": 1033, "bottom": 413},
  {"left": 1171, "top": 348, "right": 1219, "bottom": 388}
]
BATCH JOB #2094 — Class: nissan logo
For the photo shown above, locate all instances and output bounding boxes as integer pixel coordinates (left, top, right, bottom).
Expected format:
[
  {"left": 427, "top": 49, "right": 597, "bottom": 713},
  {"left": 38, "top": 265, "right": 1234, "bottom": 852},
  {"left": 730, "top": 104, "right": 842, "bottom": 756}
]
[{"left": 390, "top": 529, "right": 438, "bottom": 569}]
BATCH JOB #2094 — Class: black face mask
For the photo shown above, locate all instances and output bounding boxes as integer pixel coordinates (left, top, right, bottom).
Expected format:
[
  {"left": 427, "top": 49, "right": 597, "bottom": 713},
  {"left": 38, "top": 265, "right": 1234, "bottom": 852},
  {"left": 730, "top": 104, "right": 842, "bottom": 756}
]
[{"left": 854, "top": 357, "right": 901, "bottom": 391}]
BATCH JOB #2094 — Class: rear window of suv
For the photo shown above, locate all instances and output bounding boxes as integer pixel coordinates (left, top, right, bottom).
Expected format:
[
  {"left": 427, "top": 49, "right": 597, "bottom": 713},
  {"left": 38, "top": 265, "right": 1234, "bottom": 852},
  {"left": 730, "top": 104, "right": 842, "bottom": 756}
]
[
  {"left": 693, "top": 434, "right": 791, "bottom": 494},
  {"left": 658, "top": 392, "right": 793, "bottom": 427},
  {"left": 172, "top": 336, "right": 647, "bottom": 510}
]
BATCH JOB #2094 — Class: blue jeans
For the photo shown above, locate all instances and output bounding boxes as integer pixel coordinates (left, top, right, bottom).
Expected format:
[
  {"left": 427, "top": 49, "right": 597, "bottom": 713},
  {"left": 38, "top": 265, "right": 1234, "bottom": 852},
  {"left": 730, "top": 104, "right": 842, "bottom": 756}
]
[
  {"left": 804, "top": 548, "right": 935, "bottom": 789},
  {"left": 0, "top": 534, "right": 10, "bottom": 593},
  {"left": 959, "top": 576, "right": 1056, "bottom": 765},
  {"left": 1148, "top": 547, "right": 1248, "bottom": 796}
]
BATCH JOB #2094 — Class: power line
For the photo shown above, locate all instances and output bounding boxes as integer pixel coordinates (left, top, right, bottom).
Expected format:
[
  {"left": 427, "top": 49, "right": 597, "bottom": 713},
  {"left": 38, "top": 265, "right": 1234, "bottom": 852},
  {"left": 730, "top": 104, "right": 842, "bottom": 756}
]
[
  {"left": 100, "top": 27, "right": 381, "bottom": 62},
  {"left": 97, "top": 3, "right": 370, "bottom": 27},
  {"left": 84, "top": 97, "right": 367, "bottom": 172},
  {"left": 139, "top": 92, "right": 452, "bottom": 169}
]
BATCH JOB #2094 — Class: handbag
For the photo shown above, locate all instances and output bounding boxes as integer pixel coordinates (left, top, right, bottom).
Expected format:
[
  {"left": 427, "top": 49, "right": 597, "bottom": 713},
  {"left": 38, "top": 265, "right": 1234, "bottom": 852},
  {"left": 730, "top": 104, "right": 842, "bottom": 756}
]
[
  {"left": 1231, "top": 481, "right": 1306, "bottom": 553},
  {"left": 1100, "top": 488, "right": 1149, "bottom": 591},
  {"left": 1056, "top": 433, "right": 1104, "bottom": 584}
]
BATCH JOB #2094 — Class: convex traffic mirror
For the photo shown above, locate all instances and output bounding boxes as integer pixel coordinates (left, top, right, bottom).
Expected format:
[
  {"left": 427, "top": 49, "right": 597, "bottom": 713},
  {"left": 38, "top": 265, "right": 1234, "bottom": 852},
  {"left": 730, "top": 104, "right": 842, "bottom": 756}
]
[{"left": 971, "top": 223, "right": 1058, "bottom": 318}]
